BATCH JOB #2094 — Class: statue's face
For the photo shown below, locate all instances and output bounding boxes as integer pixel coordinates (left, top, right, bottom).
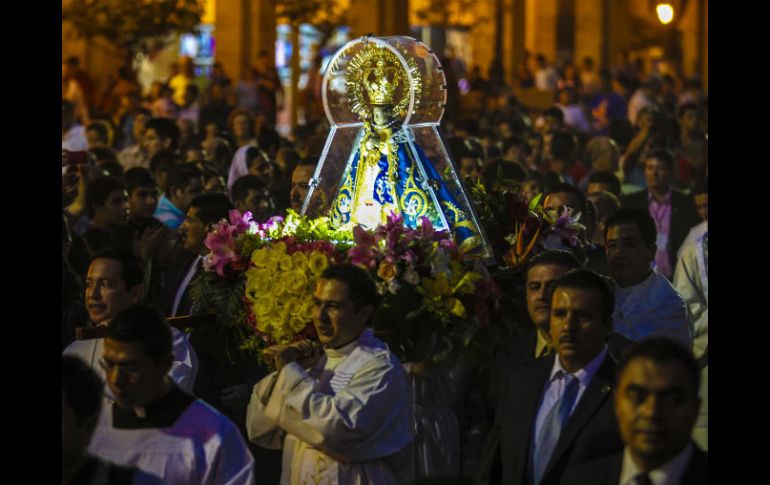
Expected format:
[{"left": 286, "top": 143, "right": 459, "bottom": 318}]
[{"left": 372, "top": 106, "right": 391, "bottom": 126}]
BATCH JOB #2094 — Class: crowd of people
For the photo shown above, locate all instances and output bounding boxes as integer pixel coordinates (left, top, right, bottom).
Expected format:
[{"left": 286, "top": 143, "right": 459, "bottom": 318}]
[{"left": 62, "top": 49, "right": 708, "bottom": 485}]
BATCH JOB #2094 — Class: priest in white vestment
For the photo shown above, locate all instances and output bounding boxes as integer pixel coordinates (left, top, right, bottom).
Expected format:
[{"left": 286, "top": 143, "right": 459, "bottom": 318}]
[{"left": 247, "top": 264, "right": 415, "bottom": 485}]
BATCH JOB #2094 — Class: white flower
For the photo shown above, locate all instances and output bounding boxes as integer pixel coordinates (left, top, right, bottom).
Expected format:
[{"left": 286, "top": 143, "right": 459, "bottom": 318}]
[{"left": 403, "top": 268, "right": 420, "bottom": 285}]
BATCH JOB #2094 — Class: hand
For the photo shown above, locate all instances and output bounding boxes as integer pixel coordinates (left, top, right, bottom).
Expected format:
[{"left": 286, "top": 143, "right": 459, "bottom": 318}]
[
  {"left": 263, "top": 345, "right": 298, "bottom": 371},
  {"left": 289, "top": 339, "right": 322, "bottom": 369}
]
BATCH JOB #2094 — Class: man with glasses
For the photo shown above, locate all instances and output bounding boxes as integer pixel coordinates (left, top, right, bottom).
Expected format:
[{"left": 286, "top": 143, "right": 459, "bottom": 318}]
[
  {"left": 63, "top": 247, "right": 198, "bottom": 395},
  {"left": 89, "top": 305, "right": 255, "bottom": 485}
]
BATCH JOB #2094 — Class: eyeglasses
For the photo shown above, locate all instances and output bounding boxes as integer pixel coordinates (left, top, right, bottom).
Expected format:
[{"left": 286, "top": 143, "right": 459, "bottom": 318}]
[{"left": 99, "top": 358, "right": 149, "bottom": 378}]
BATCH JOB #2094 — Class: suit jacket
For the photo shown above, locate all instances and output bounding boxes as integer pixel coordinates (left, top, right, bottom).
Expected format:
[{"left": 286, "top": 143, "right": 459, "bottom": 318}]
[
  {"left": 494, "top": 354, "right": 624, "bottom": 485},
  {"left": 157, "top": 248, "right": 200, "bottom": 318},
  {"left": 621, "top": 190, "right": 699, "bottom": 267},
  {"left": 559, "top": 443, "right": 708, "bottom": 484}
]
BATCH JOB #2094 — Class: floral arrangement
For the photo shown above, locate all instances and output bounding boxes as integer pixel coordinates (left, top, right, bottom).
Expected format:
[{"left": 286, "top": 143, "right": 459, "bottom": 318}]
[
  {"left": 189, "top": 210, "right": 352, "bottom": 362},
  {"left": 468, "top": 181, "right": 586, "bottom": 268},
  {"left": 190, "top": 208, "right": 500, "bottom": 367}
]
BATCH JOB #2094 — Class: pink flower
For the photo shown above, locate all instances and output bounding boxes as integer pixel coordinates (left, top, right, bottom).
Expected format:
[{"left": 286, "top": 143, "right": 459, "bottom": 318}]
[
  {"left": 203, "top": 222, "right": 242, "bottom": 277},
  {"left": 349, "top": 225, "right": 378, "bottom": 269},
  {"left": 228, "top": 210, "right": 253, "bottom": 234}
]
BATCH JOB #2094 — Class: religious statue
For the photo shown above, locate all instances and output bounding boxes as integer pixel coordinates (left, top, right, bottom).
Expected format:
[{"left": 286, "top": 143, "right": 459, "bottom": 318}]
[{"left": 301, "top": 36, "right": 493, "bottom": 257}]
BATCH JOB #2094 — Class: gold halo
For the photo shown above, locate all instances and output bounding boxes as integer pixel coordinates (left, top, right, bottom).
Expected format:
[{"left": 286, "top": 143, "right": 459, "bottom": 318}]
[{"left": 345, "top": 41, "right": 422, "bottom": 122}]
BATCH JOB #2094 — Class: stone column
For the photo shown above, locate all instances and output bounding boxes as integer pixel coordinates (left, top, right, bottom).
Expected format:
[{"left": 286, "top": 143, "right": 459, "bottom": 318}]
[
  {"left": 574, "top": 0, "right": 603, "bottom": 68},
  {"left": 524, "top": 0, "right": 557, "bottom": 63},
  {"left": 215, "top": 0, "right": 250, "bottom": 80},
  {"left": 502, "top": 0, "right": 526, "bottom": 87},
  {"left": 349, "top": 0, "right": 410, "bottom": 38}
]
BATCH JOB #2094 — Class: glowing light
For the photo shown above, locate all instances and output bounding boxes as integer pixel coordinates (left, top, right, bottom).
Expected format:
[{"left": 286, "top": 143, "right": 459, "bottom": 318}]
[{"left": 656, "top": 4, "right": 674, "bottom": 25}]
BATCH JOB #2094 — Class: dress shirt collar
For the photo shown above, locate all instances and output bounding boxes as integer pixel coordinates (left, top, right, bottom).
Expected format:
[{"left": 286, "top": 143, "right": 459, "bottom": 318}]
[
  {"left": 535, "top": 330, "right": 553, "bottom": 358},
  {"left": 550, "top": 346, "right": 608, "bottom": 386},
  {"left": 648, "top": 188, "right": 672, "bottom": 206},
  {"left": 620, "top": 443, "right": 694, "bottom": 485},
  {"left": 324, "top": 327, "right": 376, "bottom": 358},
  {"left": 112, "top": 382, "right": 194, "bottom": 429},
  {"left": 614, "top": 269, "right": 656, "bottom": 295}
]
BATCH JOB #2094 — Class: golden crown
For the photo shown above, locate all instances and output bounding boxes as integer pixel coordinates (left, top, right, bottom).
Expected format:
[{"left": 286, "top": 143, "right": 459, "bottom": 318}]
[{"left": 364, "top": 60, "right": 399, "bottom": 105}]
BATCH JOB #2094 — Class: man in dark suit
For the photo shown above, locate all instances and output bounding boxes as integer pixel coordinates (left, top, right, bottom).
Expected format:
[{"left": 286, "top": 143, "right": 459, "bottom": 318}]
[
  {"left": 560, "top": 337, "right": 707, "bottom": 484},
  {"left": 492, "top": 250, "right": 583, "bottom": 402},
  {"left": 492, "top": 269, "right": 624, "bottom": 485},
  {"left": 157, "top": 192, "right": 233, "bottom": 317},
  {"left": 621, "top": 148, "right": 698, "bottom": 279}
]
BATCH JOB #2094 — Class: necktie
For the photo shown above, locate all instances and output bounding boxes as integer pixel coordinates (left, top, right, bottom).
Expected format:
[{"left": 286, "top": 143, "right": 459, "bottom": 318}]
[
  {"left": 633, "top": 472, "right": 652, "bottom": 485},
  {"left": 532, "top": 374, "right": 580, "bottom": 485}
]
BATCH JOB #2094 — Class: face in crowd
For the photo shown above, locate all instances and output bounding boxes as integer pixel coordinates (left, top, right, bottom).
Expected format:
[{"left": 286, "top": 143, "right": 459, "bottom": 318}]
[
  {"left": 549, "top": 285, "right": 610, "bottom": 373},
  {"left": 615, "top": 356, "right": 700, "bottom": 470},
  {"left": 312, "top": 278, "right": 372, "bottom": 349},
  {"left": 85, "top": 258, "right": 143, "bottom": 325}
]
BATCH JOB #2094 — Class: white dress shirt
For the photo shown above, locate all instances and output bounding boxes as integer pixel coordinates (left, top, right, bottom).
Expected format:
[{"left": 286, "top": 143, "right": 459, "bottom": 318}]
[
  {"left": 534, "top": 347, "right": 609, "bottom": 445},
  {"left": 619, "top": 443, "right": 693, "bottom": 485}
]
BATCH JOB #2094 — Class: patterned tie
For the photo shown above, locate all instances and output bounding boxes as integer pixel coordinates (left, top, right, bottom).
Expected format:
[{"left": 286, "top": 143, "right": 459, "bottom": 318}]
[{"left": 532, "top": 373, "right": 580, "bottom": 485}]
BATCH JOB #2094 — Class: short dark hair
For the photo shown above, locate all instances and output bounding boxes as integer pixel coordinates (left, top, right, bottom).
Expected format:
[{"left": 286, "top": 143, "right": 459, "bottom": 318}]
[
  {"left": 553, "top": 269, "right": 615, "bottom": 324},
  {"left": 587, "top": 171, "right": 622, "bottom": 197},
  {"left": 62, "top": 355, "right": 103, "bottom": 422},
  {"left": 677, "top": 102, "right": 699, "bottom": 119},
  {"left": 543, "top": 107, "right": 564, "bottom": 124},
  {"left": 483, "top": 158, "right": 527, "bottom": 191},
  {"left": 527, "top": 249, "right": 583, "bottom": 274},
  {"left": 145, "top": 118, "right": 181, "bottom": 151},
  {"left": 91, "top": 247, "right": 145, "bottom": 290},
  {"left": 244, "top": 146, "right": 271, "bottom": 171},
  {"left": 549, "top": 131, "right": 575, "bottom": 161},
  {"left": 604, "top": 208, "right": 657, "bottom": 248},
  {"left": 320, "top": 264, "right": 380, "bottom": 313},
  {"left": 100, "top": 161, "right": 125, "bottom": 179},
  {"left": 616, "top": 337, "right": 700, "bottom": 395},
  {"left": 85, "top": 176, "right": 125, "bottom": 218},
  {"left": 644, "top": 148, "right": 675, "bottom": 171},
  {"left": 546, "top": 182, "right": 587, "bottom": 214},
  {"left": 190, "top": 192, "right": 233, "bottom": 226},
  {"left": 106, "top": 305, "right": 172, "bottom": 362},
  {"left": 166, "top": 163, "right": 203, "bottom": 194},
  {"left": 86, "top": 121, "right": 111, "bottom": 145},
  {"left": 231, "top": 175, "right": 267, "bottom": 204},
  {"left": 123, "top": 167, "right": 158, "bottom": 194}
]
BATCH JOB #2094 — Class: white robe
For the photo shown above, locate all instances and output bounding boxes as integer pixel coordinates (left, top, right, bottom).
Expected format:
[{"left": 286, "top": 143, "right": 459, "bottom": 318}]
[
  {"left": 63, "top": 326, "right": 198, "bottom": 397},
  {"left": 247, "top": 328, "right": 415, "bottom": 485},
  {"left": 89, "top": 398, "right": 255, "bottom": 485},
  {"left": 612, "top": 269, "right": 693, "bottom": 348}
]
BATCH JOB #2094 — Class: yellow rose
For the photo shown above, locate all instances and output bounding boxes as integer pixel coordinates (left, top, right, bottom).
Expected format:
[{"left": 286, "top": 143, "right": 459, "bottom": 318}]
[
  {"left": 253, "top": 296, "right": 275, "bottom": 317},
  {"left": 246, "top": 268, "right": 271, "bottom": 296},
  {"left": 291, "top": 251, "right": 309, "bottom": 270},
  {"left": 278, "top": 253, "right": 293, "bottom": 271},
  {"left": 289, "top": 316, "right": 308, "bottom": 333},
  {"left": 272, "top": 241, "right": 288, "bottom": 255},
  {"left": 288, "top": 269, "right": 309, "bottom": 294},
  {"left": 377, "top": 261, "right": 398, "bottom": 281},
  {"left": 272, "top": 279, "right": 287, "bottom": 297},
  {"left": 308, "top": 251, "right": 329, "bottom": 277},
  {"left": 251, "top": 247, "right": 271, "bottom": 268},
  {"left": 300, "top": 300, "right": 314, "bottom": 321}
]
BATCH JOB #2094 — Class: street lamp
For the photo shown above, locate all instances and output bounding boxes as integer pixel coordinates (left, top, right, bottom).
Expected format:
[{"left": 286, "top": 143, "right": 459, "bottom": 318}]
[{"left": 656, "top": 3, "right": 674, "bottom": 25}]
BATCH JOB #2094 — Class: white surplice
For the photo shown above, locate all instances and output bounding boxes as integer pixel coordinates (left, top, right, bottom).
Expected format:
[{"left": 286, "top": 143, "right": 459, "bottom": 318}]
[
  {"left": 89, "top": 399, "right": 254, "bottom": 485},
  {"left": 247, "top": 328, "right": 415, "bottom": 485}
]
